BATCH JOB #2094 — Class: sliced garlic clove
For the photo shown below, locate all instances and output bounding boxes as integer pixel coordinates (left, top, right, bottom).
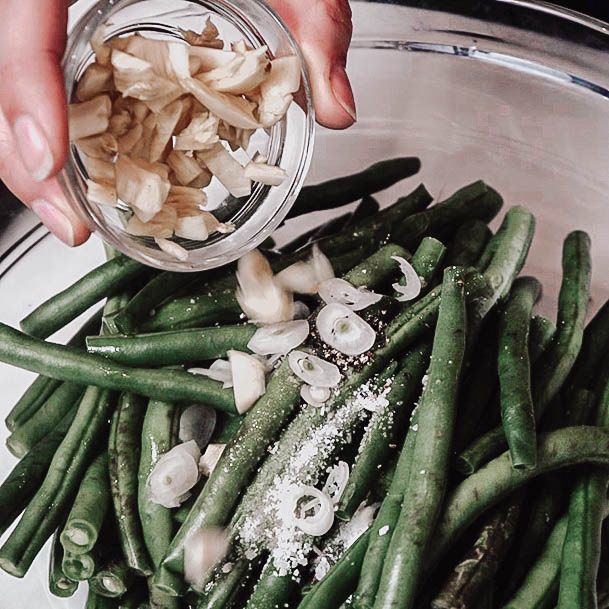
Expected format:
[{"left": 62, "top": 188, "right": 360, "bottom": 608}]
[
  {"left": 228, "top": 349, "right": 267, "bottom": 414},
  {"left": 316, "top": 303, "right": 377, "bottom": 356},
  {"left": 68, "top": 95, "right": 112, "bottom": 141},
  {"left": 288, "top": 350, "right": 341, "bottom": 387}
]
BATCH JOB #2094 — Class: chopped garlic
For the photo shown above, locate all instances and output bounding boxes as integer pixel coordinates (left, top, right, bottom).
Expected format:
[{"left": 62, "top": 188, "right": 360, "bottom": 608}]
[
  {"left": 183, "top": 77, "right": 260, "bottom": 130},
  {"left": 116, "top": 156, "right": 171, "bottom": 222},
  {"left": 76, "top": 63, "right": 114, "bottom": 101},
  {"left": 258, "top": 56, "right": 302, "bottom": 127},
  {"left": 112, "top": 49, "right": 181, "bottom": 102},
  {"left": 149, "top": 99, "right": 183, "bottom": 162},
  {"left": 155, "top": 237, "right": 189, "bottom": 261},
  {"left": 109, "top": 110, "right": 132, "bottom": 137},
  {"left": 86, "top": 180, "right": 117, "bottom": 207},
  {"left": 75, "top": 132, "right": 118, "bottom": 161},
  {"left": 117, "top": 123, "right": 143, "bottom": 155},
  {"left": 199, "top": 46, "right": 269, "bottom": 94},
  {"left": 174, "top": 113, "right": 220, "bottom": 151},
  {"left": 167, "top": 150, "right": 203, "bottom": 186},
  {"left": 126, "top": 206, "right": 177, "bottom": 238},
  {"left": 198, "top": 143, "right": 251, "bottom": 198},
  {"left": 68, "top": 95, "right": 112, "bottom": 140},
  {"left": 82, "top": 155, "right": 115, "bottom": 183},
  {"left": 181, "top": 17, "right": 223, "bottom": 49},
  {"left": 244, "top": 160, "right": 287, "bottom": 186},
  {"left": 90, "top": 26, "right": 111, "bottom": 66}
]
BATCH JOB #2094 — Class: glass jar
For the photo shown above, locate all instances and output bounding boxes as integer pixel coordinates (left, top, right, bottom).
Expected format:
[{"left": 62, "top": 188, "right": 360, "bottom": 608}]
[{"left": 60, "top": 0, "right": 314, "bottom": 271}]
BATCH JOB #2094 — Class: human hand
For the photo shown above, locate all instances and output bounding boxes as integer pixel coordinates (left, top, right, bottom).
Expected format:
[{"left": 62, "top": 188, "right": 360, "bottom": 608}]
[{"left": 0, "top": 0, "right": 355, "bottom": 246}]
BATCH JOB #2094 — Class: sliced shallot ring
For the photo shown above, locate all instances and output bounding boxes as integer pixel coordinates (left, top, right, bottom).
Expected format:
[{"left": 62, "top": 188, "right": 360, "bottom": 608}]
[
  {"left": 288, "top": 350, "right": 341, "bottom": 388},
  {"left": 323, "top": 461, "right": 350, "bottom": 504},
  {"left": 288, "top": 486, "right": 334, "bottom": 536},
  {"left": 300, "top": 385, "right": 332, "bottom": 407},
  {"left": 247, "top": 320, "right": 309, "bottom": 356},
  {"left": 147, "top": 440, "right": 201, "bottom": 508},
  {"left": 318, "top": 278, "right": 383, "bottom": 311},
  {"left": 316, "top": 303, "right": 376, "bottom": 356},
  {"left": 392, "top": 255, "right": 422, "bottom": 302}
]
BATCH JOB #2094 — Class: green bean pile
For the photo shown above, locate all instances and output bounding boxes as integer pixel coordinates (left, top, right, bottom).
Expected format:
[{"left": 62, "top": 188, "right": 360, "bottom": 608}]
[{"left": 1, "top": 157, "right": 609, "bottom": 609}]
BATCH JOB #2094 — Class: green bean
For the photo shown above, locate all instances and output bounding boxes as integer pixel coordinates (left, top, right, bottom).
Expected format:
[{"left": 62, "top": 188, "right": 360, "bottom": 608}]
[
  {"left": 428, "top": 426, "right": 609, "bottom": 570},
  {"left": 501, "top": 515, "right": 568, "bottom": 609},
  {"left": 502, "top": 389, "right": 595, "bottom": 599},
  {"left": 245, "top": 562, "right": 296, "bottom": 609},
  {"left": 212, "top": 413, "right": 243, "bottom": 444},
  {"left": 373, "top": 266, "right": 467, "bottom": 609},
  {"left": 87, "top": 324, "right": 257, "bottom": 367},
  {"left": 311, "top": 185, "right": 433, "bottom": 259},
  {"left": 456, "top": 231, "right": 591, "bottom": 473},
  {"left": 5, "top": 309, "right": 102, "bottom": 431},
  {"left": 395, "top": 181, "right": 503, "bottom": 251},
  {"left": 431, "top": 493, "right": 523, "bottom": 609},
  {"left": 498, "top": 277, "right": 542, "bottom": 469},
  {"left": 480, "top": 205, "right": 536, "bottom": 316},
  {"left": 556, "top": 371, "right": 609, "bottom": 609},
  {"left": 298, "top": 531, "right": 370, "bottom": 609},
  {"left": 63, "top": 549, "right": 97, "bottom": 580},
  {"left": 86, "top": 588, "right": 120, "bottom": 609},
  {"left": 336, "top": 344, "right": 431, "bottom": 520},
  {"left": 60, "top": 451, "right": 110, "bottom": 555},
  {"left": 161, "top": 246, "right": 458, "bottom": 582},
  {"left": 349, "top": 195, "right": 381, "bottom": 224},
  {"left": 565, "top": 299, "right": 609, "bottom": 397},
  {"left": 114, "top": 267, "right": 230, "bottom": 334},
  {"left": 452, "top": 314, "right": 501, "bottom": 454},
  {"left": 90, "top": 558, "right": 132, "bottom": 598},
  {"left": 353, "top": 407, "right": 420, "bottom": 609},
  {"left": 281, "top": 211, "right": 353, "bottom": 254},
  {"left": 148, "top": 579, "right": 179, "bottom": 609},
  {"left": 110, "top": 393, "right": 152, "bottom": 576},
  {"left": 196, "top": 559, "right": 250, "bottom": 609},
  {"left": 5, "top": 376, "right": 61, "bottom": 433},
  {"left": 343, "top": 244, "right": 410, "bottom": 290},
  {"left": 20, "top": 255, "right": 150, "bottom": 338},
  {"left": 0, "top": 386, "right": 114, "bottom": 577},
  {"left": 408, "top": 236, "right": 447, "bottom": 290},
  {"left": 49, "top": 527, "right": 78, "bottom": 598},
  {"left": 0, "top": 322, "right": 236, "bottom": 414},
  {"left": 138, "top": 399, "right": 179, "bottom": 570},
  {"left": 286, "top": 157, "right": 421, "bottom": 219},
  {"left": 0, "top": 407, "right": 76, "bottom": 538},
  {"left": 446, "top": 219, "right": 492, "bottom": 267},
  {"left": 6, "top": 381, "right": 85, "bottom": 458},
  {"left": 533, "top": 230, "right": 592, "bottom": 413}
]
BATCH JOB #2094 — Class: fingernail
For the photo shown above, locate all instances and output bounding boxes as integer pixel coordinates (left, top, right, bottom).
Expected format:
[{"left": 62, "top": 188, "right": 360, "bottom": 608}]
[
  {"left": 31, "top": 199, "right": 75, "bottom": 246},
  {"left": 330, "top": 66, "right": 357, "bottom": 122},
  {"left": 13, "top": 116, "right": 54, "bottom": 182}
]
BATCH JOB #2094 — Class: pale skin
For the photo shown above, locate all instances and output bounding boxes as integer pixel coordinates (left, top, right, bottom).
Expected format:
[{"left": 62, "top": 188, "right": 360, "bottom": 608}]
[{"left": 0, "top": 0, "right": 355, "bottom": 246}]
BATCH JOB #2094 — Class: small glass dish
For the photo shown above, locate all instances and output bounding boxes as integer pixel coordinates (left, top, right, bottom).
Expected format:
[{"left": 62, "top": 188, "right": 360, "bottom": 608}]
[{"left": 60, "top": 0, "right": 314, "bottom": 271}]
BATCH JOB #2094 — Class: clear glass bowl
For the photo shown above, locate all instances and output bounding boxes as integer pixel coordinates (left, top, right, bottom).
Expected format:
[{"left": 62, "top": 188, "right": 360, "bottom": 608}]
[
  {"left": 3, "top": 1, "right": 609, "bottom": 606},
  {"left": 60, "top": 0, "right": 314, "bottom": 271}
]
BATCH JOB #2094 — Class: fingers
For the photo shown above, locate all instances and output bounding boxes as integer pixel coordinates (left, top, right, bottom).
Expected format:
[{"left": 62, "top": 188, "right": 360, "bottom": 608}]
[
  {"left": 269, "top": 0, "right": 356, "bottom": 130},
  {"left": 0, "top": 0, "right": 90, "bottom": 245}
]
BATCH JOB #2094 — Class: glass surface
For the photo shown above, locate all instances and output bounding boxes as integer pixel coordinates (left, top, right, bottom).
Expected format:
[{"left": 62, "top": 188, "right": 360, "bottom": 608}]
[
  {"left": 61, "top": 0, "right": 314, "bottom": 271},
  {"left": 3, "top": 0, "right": 609, "bottom": 605}
]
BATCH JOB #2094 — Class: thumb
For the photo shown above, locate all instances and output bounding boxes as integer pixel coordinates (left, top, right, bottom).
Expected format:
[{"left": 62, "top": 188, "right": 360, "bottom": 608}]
[
  {"left": 0, "top": 0, "right": 69, "bottom": 181},
  {"left": 269, "top": 0, "right": 356, "bottom": 130},
  {"left": 0, "top": 0, "right": 90, "bottom": 246}
]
